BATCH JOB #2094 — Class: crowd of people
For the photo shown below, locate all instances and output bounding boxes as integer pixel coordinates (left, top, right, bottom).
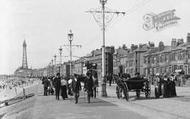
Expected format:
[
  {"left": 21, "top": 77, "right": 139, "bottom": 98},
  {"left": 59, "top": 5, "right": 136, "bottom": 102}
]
[
  {"left": 107, "top": 72, "right": 179, "bottom": 99},
  {"left": 0, "top": 77, "right": 37, "bottom": 93},
  {"left": 153, "top": 74, "right": 177, "bottom": 98},
  {"left": 41, "top": 70, "right": 99, "bottom": 104},
  {"left": 0, "top": 77, "right": 39, "bottom": 102},
  {"left": 41, "top": 70, "right": 190, "bottom": 102}
]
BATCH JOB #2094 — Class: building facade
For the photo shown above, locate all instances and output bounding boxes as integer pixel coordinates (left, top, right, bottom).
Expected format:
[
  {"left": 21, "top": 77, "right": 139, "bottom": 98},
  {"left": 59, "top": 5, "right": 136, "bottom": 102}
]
[
  {"left": 42, "top": 33, "right": 190, "bottom": 79},
  {"left": 143, "top": 33, "right": 190, "bottom": 77},
  {"left": 70, "top": 47, "right": 114, "bottom": 78}
]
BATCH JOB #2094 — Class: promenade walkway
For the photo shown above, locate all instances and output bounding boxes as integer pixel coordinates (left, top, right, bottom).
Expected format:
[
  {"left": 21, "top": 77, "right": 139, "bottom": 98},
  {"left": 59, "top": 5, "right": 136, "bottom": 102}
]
[
  {"left": 98, "top": 84, "right": 190, "bottom": 119},
  {"left": 1, "top": 82, "right": 190, "bottom": 119}
]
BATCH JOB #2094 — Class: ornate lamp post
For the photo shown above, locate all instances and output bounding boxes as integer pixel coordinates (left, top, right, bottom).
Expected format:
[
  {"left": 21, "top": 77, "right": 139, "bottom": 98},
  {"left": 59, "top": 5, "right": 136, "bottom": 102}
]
[
  {"left": 59, "top": 47, "right": 63, "bottom": 75},
  {"left": 68, "top": 30, "right": 73, "bottom": 77},
  {"left": 54, "top": 55, "right": 57, "bottom": 76},
  {"left": 51, "top": 59, "right": 53, "bottom": 76}
]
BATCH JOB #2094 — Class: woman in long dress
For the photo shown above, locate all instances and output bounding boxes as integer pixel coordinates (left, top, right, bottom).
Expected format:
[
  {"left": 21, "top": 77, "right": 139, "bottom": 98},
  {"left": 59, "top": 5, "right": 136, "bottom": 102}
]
[{"left": 60, "top": 77, "right": 67, "bottom": 100}]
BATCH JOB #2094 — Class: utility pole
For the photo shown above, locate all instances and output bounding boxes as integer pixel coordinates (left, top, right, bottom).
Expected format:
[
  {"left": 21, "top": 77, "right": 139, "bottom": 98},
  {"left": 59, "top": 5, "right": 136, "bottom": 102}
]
[{"left": 86, "top": 0, "right": 125, "bottom": 97}]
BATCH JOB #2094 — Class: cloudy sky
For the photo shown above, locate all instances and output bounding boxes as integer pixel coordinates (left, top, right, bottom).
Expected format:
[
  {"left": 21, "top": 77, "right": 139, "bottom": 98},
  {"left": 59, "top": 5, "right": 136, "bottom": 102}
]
[{"left": 0, "top": 0, "right": 190, "bottom": 75}]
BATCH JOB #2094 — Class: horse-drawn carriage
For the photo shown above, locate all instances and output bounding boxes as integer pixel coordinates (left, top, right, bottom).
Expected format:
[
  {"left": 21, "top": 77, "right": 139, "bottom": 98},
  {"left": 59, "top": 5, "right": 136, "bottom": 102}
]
[{"left": 114, "top": 75, "right": 151, "bottom": 101}]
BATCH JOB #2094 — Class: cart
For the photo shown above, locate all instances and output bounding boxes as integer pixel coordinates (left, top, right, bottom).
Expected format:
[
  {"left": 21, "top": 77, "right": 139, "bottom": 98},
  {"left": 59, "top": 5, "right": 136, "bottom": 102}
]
[{"left": 115, "top": 76, "right": 151, "bottom": 101}]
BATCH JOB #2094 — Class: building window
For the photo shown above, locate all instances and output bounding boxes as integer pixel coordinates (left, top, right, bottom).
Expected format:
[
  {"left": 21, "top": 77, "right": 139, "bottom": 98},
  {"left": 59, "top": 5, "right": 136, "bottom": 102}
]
[
  {"left": 179, "top": 65, "right": 183, "bottom": 70},
  {"left": 156, "top": 56, "right": 159, "bottom": 63},
  {"left": 153, "top": 67, "right": 156, "bottom": 74},
  {"left": 171, "top": 53, "right": 173, "bottom": 61},
  {"left": 129, "top": 60, "right": 133, "bottom": 67},
  {"left": 165, "top": 54, "right": 169, "bottom": 62},
  {"left": 156, "top": 68, "right": 159, "bottom": 73},
  {"left": 144, "top": 68, "right": 146, "bottom": 75},
  {"left": 188, "top": 64, "right": 190, "bottom": 74},
  {"left": 152, "top": 57, "right": 154, "bottom": 64},
  {"left": 182, "top": 52, "right": 185, "bottom": 59},
  {"left": 144, "top": 57, "right": 147, "bottom": 64},
  {"left": 126, "top": 61, "right": 128, "bottom": 67},
  {"left": 154, "top": 57, "right": 156, "bottom": 64},
  {"left": 131, "top": 69, "right": 134, "bottom": 75},
  {"left": 148, "top": 57, "right": 150, "bottom": 64},
  {"left": 188, "top": 50, "right": 190, "bottom": 58},
  {"left": 159, "top": 55, "right": 161, "bottom": 63}
]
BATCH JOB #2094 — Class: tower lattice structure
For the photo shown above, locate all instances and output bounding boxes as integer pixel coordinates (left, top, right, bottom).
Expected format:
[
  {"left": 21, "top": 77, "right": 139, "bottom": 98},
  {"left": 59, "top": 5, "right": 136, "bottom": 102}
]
[{"left": 22, "top": 40, "right": 28, "bottom": 69}]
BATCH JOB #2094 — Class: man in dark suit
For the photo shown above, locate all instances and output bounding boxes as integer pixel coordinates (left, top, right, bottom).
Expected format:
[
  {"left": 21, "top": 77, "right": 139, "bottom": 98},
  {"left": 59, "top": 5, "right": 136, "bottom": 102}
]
[
  {"left": 84, "top": 71, "right": 94, "bottom": 103},
  {"left": 71, "top": 74, "right": 81, "bottom": 104},
  {"left": 53, "top": 73, "right": 61, "bottom": 100},
  {"left": 43, "top": 77, "right": 50, "bottom": 96}
]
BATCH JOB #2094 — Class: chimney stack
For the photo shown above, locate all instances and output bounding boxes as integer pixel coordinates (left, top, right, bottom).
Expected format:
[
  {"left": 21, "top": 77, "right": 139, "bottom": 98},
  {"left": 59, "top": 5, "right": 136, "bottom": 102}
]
[
  {"left": 171, "top": 38, "right": 177, "bottom": 48},
  {"left": 187, "top": 33, "right": 190, "bottom": 43}
]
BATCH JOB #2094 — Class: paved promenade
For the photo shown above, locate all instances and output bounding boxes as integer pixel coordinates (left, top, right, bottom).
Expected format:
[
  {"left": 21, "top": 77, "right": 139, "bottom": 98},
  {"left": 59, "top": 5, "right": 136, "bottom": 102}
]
[
  {"left": 99, "top": 84, "right": 190, "bottom": 119},
  {"left": 30, "top": 84, "right": 145, "bottom": 119},
  {"left": 1, "top": 82, "right": 190, "bottom": 119}
]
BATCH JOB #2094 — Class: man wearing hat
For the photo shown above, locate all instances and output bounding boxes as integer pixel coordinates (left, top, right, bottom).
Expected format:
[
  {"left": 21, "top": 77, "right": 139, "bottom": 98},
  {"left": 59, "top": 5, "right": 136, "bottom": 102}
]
[
  {"left": 71, "top": 74, "right": 81, "bottom": 104},
  {"left": 84, "top": 71, "right": 94, "bottom": 103},
  {"left": 53, "top": 73, "right": 61, "bottom": 100}
]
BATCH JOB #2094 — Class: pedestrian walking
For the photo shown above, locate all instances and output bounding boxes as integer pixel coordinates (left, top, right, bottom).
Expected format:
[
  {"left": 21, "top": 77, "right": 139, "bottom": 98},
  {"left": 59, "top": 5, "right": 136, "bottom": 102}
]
[
  {"left": 163, "top": 76, "right": 170, "bottom": 98},
  {"left": 60, "top": 76, "right": 67, "bottom": 100},
  {"left": 71, "top": 74, "right": 81, "bottom": 104},
  {"left": 42, "top": 77, "right": 50, "bottom": 96},
  {"left": 84, "top": 71, "right": 94, "bottom": 103},
  {"left": 169, "top": 75, "right": 177, "bottom": 97},
  {"left": 108, "top": 73, "right": 112, "bottom": 86},
  {"left": 92, "top": 71, "right": 98, "bottom": 98},
  {"left": 48, "top": 77, "right": 54, "bottom": 95},
  {"left": 53, "top": 73, "right": 61, "bottom": 100}
]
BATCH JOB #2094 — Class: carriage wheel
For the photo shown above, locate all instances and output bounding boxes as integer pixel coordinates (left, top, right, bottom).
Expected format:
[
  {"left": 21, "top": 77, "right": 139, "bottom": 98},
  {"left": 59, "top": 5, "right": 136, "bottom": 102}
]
[
  {"left": 116, "top": 86, "right": 122, "bottom": 99},
  {"left": 123, "top": 89, "right": 129, "bottom": 101},
  {"left": 123, "top": 83, "right": 129, "bottom": 101},
  {"left": 145, "top": 81, "right": 151, "bottom": 98},
  {"left": 145, "top": 89, "right": 151, "bottom": 98},
  {"left": 136, "top": 90, "right": 140, "bottom": 98}
]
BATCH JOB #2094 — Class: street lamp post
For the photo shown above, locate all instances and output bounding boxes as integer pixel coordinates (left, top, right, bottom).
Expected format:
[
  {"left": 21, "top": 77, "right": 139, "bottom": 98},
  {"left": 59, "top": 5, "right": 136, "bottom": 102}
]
[
  {"left": 51, "top": 59, "right": 53, "bottom": 76},
  {"left": 68, "top": 30, "right": 73, "bottom": 77},
  {"left": 54, "top": 55, "right": 57, "bottom": 76},
  {"left": 59, "top": 47, "right": 63, "bottom": 75},
  {"left": 48, "top": 62, "right": 51, "bottom": 77}
]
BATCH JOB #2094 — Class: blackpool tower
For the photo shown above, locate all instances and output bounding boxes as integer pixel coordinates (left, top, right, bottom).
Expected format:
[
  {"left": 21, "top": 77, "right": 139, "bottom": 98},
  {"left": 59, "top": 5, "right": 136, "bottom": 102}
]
[{"left": 22, "top": 40, "right": 28, "bottom": 69}]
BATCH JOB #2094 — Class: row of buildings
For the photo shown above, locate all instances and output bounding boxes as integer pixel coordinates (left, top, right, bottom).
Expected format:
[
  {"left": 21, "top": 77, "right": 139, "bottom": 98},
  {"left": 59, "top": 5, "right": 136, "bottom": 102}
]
[{"left": 17, "top": 33, "right": 190, "bottom": 78}]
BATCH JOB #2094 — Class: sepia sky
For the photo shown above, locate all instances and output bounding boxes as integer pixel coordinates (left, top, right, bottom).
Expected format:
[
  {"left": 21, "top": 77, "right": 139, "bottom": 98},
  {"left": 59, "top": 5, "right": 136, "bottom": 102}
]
[{"left": 0, "top": 0, "right": 190, "bottom": 75}]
